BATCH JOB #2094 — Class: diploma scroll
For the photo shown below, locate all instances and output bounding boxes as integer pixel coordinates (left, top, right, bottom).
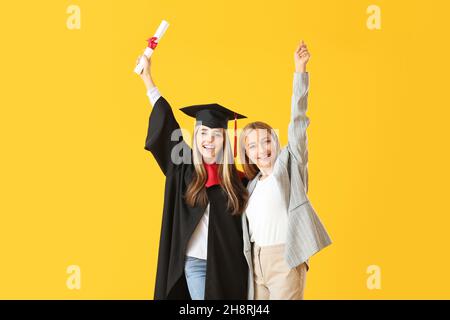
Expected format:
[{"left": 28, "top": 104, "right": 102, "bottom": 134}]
[{"left": 134, "top": 20, "right": 169, "bottom": 75}]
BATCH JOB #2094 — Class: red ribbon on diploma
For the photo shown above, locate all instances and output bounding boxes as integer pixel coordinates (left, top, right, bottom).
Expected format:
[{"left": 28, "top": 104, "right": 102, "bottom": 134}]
[{"left": 147, "top": 37, "right": 159, "bottom": 49}]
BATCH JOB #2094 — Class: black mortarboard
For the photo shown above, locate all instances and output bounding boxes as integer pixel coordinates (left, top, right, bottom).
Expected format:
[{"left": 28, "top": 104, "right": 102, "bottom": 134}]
[
  {"left": 180, "top": 103, "right": 247, "bottom": 157},
  {"left": 180, "top": 104, "right": 246, "bottom": 129}
]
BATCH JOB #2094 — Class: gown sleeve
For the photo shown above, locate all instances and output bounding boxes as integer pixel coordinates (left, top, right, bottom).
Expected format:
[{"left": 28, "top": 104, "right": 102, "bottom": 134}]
[{"left": 144, "top": 89, "right": 192, "bottom": 175}]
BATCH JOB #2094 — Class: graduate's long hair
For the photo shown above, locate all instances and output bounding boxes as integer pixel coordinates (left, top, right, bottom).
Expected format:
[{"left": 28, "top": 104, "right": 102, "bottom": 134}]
[
  {"left": 185, "top": 126, "right": 248, "bottom": 215},
  {"left": 239, "top": 121, "right": 281, "bottom": 180}
]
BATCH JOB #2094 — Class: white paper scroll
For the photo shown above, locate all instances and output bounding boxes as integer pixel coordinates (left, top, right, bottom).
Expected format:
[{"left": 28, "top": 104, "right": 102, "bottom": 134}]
[{"left": 134, "top": 20, "right": 169, "bottom": 75}]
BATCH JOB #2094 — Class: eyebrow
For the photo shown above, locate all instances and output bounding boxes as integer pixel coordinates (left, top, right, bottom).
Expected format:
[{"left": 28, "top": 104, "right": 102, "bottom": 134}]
[{"left": 199, "top": 128, "right": 223, "bottom": 134}]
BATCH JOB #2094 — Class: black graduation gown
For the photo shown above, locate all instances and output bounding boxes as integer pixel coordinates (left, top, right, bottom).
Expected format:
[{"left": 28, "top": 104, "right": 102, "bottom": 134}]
[{"left": 144, "top": 96, "right": 248, "bottom": 300}]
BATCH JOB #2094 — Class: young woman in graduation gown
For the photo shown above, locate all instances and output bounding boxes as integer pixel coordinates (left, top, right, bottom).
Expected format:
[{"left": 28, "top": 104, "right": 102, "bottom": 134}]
[{"left": 136, "top": 54, "right": 249, "bottom": 300}]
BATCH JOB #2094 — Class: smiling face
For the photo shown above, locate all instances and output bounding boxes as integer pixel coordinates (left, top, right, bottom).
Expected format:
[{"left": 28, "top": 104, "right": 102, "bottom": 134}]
[
  {"left": 195, "top": 125, "right": 225, "bottom": 164},
  {"left": 244, "top": 128, "right": 277, "bottom": 173}
]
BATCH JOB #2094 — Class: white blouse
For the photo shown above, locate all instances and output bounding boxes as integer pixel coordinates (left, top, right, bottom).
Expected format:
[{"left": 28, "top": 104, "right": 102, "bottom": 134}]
[
  {"left": 185, "top": 203, "right": 209, "bottom": 260},
  {"left": 245, "top": 173, "right": 289, "bottom": 246}
]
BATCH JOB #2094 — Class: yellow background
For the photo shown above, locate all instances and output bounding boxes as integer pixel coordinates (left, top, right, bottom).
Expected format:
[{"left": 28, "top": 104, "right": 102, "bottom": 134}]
[{"left": 1, "top": 0, "right": 449, "bottom": 299}]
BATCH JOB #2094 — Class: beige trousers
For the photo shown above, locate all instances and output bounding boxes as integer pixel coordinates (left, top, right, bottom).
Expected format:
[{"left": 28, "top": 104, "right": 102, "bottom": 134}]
[{"left": 252, "top": 243, "right": 307, "bottom": 300}]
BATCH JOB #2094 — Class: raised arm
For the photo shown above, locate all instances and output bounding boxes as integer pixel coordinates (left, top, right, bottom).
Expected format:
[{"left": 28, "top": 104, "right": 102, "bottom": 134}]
[
  {"left": 287, "top": 41, "right": 311, "bottom": 192},
  {"left": 137, "top": 55, "right": 191, "bottom": 175}
]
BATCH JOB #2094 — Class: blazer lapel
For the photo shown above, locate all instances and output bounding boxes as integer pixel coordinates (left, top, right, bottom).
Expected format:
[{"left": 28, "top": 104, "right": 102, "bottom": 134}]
[{"left": 247, "top": 172, "right": 262, "bottom": 196}]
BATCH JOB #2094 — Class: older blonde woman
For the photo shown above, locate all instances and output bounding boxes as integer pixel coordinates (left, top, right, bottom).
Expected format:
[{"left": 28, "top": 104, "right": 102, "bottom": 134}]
[{"left": 239, "top": 41, "right": 332, "bottom": 300}]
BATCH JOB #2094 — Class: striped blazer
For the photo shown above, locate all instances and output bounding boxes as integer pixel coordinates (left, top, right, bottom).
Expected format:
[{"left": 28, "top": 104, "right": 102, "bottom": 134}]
[{"left": 242, "top": 72, "right": 332, "bottom": 300}]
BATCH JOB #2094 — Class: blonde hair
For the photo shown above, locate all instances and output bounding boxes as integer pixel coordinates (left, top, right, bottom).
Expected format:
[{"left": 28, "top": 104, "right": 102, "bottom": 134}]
[
  {"left": 239, "top": 121, "right": 280, "bottom": 180},
  {"left": 185, "top": 125, "right": 248, "bottom": 215}
]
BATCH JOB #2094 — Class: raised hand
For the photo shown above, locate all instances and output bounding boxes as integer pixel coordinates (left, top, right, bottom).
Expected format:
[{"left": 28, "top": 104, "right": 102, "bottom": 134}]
[
  {"left": 136, "top": 55, "right": 155, "bottom": 90},
  {"left": 294, "top": 40, "right": 311, "bottom": 73}
]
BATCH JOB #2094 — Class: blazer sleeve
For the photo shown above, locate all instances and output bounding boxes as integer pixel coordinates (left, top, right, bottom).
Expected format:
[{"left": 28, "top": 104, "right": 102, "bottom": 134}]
[
  {"left": 287, "top": 72, "right": 310, "bottom": 193},
  {"left": 144, "top": 95, "right": 192, "bottom": 175}
]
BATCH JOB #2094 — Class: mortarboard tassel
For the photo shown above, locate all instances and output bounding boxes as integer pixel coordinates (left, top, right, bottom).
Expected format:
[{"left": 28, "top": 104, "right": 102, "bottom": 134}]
[{"left": 234, "top": 113, "right": 237, "bottom": 158}]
